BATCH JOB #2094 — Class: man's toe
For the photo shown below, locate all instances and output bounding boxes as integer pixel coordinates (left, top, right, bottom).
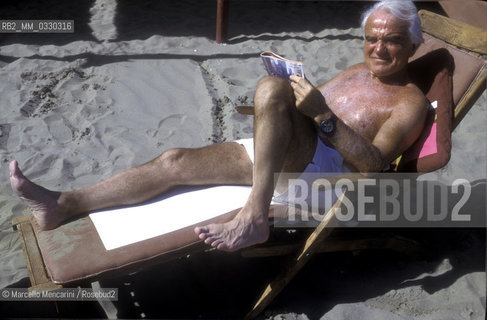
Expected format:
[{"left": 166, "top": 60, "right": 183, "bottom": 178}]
[
  {"left": 204, "top": 236, "right": 218, "bottom": 244},
  {"left": 211, "top": 239, "right": 224, "bottom": 248}
]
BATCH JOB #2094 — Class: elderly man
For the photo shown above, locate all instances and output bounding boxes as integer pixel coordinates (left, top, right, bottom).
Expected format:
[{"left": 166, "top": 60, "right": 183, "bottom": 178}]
[{"left": 10, "top": 0, "right": 427, "bottom": 252}]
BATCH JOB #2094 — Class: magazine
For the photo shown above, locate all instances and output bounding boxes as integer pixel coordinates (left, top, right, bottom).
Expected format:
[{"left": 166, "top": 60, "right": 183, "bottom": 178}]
[{"left": 261, "top": 51, "right": 304, "bottom": 80}]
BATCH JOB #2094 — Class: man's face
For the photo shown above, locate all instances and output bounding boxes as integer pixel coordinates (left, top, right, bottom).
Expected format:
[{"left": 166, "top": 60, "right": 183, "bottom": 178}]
[{"left": 363, "top": 9, "right": 415, "bottom": 79}]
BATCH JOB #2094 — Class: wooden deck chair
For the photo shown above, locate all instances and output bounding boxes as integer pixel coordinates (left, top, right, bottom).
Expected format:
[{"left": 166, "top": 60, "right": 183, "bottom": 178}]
[
  {"left": 241, "top": 9, "right": 487, "bottom": 318},
  {"left": 11, "top": 9, "right": 486, "bottom": 319}
]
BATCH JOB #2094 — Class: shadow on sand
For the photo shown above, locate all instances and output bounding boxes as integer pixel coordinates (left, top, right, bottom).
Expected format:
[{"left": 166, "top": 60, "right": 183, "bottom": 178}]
[{"left": 1, "top": 227, "right": 484, "bottom": 319}]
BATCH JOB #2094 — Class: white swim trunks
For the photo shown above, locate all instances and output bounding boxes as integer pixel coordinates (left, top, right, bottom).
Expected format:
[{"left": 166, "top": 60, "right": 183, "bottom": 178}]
[{"left": 235, "top": 137, "right": 350, "bottom": 175}]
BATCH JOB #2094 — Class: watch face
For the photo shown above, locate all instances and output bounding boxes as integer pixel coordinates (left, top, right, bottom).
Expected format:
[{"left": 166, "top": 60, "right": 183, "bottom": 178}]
[{"left": 320, "top": 119, "right": 334, "bottom": 134}]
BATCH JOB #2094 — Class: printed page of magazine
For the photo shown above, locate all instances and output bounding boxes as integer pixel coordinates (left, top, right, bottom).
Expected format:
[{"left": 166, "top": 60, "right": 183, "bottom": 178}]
[{"left": 261, "top": 51, "right": 304, "bottom": 80}]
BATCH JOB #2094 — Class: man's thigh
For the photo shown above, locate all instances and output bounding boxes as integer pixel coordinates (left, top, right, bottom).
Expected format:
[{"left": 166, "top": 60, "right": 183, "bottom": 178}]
[{"left": 171, "top": 142, "right": 253, "bottom": 186}]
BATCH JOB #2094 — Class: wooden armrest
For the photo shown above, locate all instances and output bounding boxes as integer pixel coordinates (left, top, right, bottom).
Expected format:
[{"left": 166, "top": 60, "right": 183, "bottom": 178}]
[
  {"left": 235, "top": 106, "right": 254, "bottom": 115},
  {"left": 419, "top": 10, "right": 487, "bottom": 55}
]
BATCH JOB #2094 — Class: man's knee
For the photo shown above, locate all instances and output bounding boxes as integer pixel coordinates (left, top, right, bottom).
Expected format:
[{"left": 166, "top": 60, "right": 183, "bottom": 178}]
[
  {"left": 155, "top": 148, "right": 187, "bottom": 176},
  {"left": 254, "top": 76, "right": 294, "bottom": 111},
  {"left": 255, "top": 76, "right": 293, "bottom": 97},
  {"left": 256, "top": 75, "right": 289, "bottom": 88}
]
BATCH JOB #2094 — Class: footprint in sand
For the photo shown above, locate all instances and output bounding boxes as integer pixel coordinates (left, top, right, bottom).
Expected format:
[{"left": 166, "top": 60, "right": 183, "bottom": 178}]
[{"left": 0, "top": 124, "right": 12, "bottom": 149}]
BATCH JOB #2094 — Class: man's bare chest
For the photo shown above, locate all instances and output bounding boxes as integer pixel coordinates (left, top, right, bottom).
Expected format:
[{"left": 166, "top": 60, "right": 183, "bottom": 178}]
[{"left": 323, "top": 77, "right": 398, "bottom": 140}]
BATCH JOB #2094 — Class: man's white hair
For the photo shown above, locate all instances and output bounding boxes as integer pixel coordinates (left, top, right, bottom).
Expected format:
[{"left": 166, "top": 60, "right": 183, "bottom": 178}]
[{"left": 361, "top": 0, "right": 424, "bottom": 46}]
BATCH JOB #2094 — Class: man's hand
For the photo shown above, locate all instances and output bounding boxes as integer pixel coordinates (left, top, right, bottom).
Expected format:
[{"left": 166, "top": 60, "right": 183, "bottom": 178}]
[{"left": 289, "top": 75, "right": 329, "bottom": 119}]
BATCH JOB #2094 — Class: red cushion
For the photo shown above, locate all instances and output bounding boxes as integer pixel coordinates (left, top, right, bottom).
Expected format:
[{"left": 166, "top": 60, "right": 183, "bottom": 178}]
[{"left": 397, "top": 48, "right": 454, "bottom": 172}]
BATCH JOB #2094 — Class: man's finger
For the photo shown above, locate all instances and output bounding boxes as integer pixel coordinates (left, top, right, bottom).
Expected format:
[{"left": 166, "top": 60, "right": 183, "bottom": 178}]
[{"left": 289, "top": 74, "right": 304, "bottom": 83}]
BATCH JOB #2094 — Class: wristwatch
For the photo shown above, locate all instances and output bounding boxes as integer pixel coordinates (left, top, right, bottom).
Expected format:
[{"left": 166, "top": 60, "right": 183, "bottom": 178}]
[{"left": 319, "top": 114, "right": 337, "bottom": 136}]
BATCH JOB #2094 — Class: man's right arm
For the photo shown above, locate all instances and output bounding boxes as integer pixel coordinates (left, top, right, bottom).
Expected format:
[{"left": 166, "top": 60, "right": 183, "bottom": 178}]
[
  {"left": 291, "top": 67, "right": 428, "bottom": 173},
  {"left": 290, "top": 70, "right": 390, "bottom": 173}
]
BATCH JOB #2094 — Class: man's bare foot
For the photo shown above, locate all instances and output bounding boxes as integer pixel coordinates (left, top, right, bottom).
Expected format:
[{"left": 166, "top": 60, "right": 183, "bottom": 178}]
[
  {"left": 9, "top": 160, "right": 67, "bottom": 230},
  {"left": 194, "top": 203, "right": 269, "bottom": 252}
]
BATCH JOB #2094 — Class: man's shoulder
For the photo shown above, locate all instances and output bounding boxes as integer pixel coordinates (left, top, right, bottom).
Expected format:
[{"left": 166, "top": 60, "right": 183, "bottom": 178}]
[
  {"left": 342, "top": 63, "right": 368, "bottom": 74},
  {"left": 323, "top": 63, "right": 367, "bottom": 85},
  {"left": 403, "top": 82, "right": 427, "bottom": 104},
  {"left": 395, "top": 83, "right": 429, "bottom": 116}
]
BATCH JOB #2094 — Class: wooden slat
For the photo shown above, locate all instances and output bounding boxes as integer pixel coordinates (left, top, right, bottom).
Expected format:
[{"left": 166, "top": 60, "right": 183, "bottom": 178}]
[
  {"left": 12, "top": 215, "right": 30, "bottom": 226},
  {"left": 245, "top": 190, "right": 346, "bottom": 320},
  {"left": 453, "top": 67, "right": 487, "bottom": 130},
  {"left": 241, "top": 235, "right": 425, "bottom": 258},
  {"left": 12, "top": 216, "right": 60, "bottom": 290},
  {"left": 241, "top": 243, "right": 300, "bottom": 258},
  {"left": 419, "top": 10, "right": 487, "bottom": 55}
]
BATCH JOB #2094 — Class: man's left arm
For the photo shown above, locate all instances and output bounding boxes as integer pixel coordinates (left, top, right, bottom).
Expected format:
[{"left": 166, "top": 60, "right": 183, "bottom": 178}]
[{"left": 370, "top": 91, "right": 428, "bottom": 166}]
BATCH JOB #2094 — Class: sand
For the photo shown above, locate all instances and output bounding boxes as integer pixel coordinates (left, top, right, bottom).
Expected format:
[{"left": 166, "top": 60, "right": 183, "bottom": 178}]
[{"left": 0, "top": 0, "right": 485, "bottom": 319}]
